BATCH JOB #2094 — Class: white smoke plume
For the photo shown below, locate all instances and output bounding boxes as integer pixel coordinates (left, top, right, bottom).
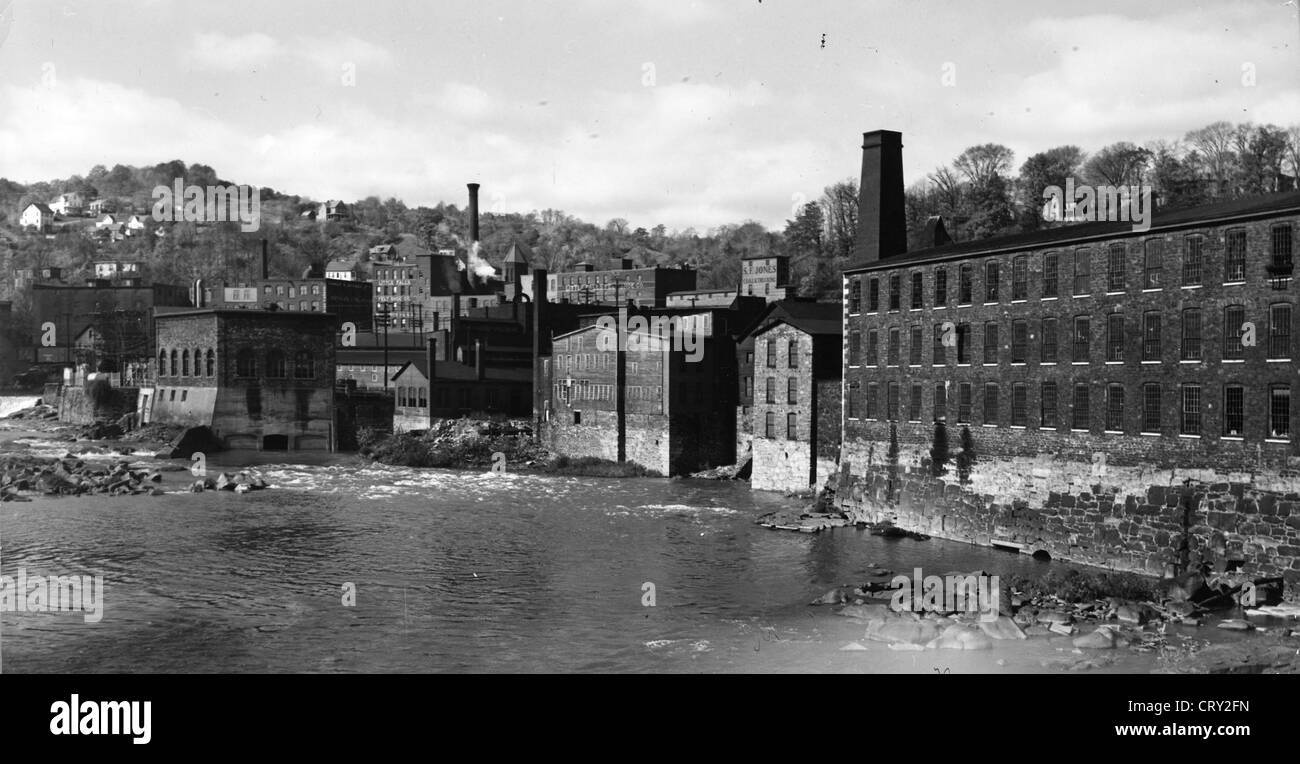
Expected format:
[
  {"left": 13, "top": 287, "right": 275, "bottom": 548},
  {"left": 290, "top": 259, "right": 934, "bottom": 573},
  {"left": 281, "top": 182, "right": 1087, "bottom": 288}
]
[{"left": 466, "top": 241, "right": 496, "bottom": 280}]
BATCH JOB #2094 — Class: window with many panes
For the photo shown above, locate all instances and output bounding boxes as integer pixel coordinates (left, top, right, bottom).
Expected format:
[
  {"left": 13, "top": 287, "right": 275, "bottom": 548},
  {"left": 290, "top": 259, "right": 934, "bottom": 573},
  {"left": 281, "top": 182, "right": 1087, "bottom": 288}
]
[
  {"left": 868, "top": 278, "right": 880, "bottom": 311},
  {"left": 911, "top": 271, "right": 924, "bottom": 309},
  {"left": 1106, "top": 313, "right": 1124, "bottom": 362},
  {"left": 888, "top": 328, "right": 900, "bottom": 366},
  {"left": 984, "top": 383, "right": 999, "bottom": 425},
  {"left": 1073, "top": 316, "right": 1090, "bottom": 362},
  {"left": 1142, "top": 382, "right": 1161, "bottom": 432},
  {"left": 1272, "top": 224, "right": 1293, "bottom": 270},
  {"left": 1043, "top": 252, "right": 1059, "bottom": 297},
  {"left": 1106, "top": 383, "right": 1124, "bottom": 432},
  {"left": 1143, "top": 239, "right": 1163, "bottom": 289},
  {"left": 909, "top": 325, "right": 922, "bottom": 365},
  {"left": 1011, "top": 383, "right": 1027, "bottom": 426},
  {"left": 787, "top": 377, "right": 798, "bottom": 404},
  {"left": 933, "top": 383, "right": 947, "bottom": 421},
  {"left": 1073, "top": 249, "right": 1091, "bottom": 294},
  {"left": 983, "top": 322, "right": 998, "bottom": 364},
  {"left": 1042, "top": 318, "right": 1058, "bottom": 363},
  {"left": 985, "top": 261, "right": 999, "bottom": 302},
  {"left": 1223, "top": 306, "right": 1246, "bottom": 360},
  {"left": 889, "top": 275, "right": 901, "bottom": 311},
  {"left": 1107, "top": 244, "right": 1126, "bottom": 292},
  {"left": 957, "top": 383, "right": 972, "bottom": 423},
  {"left": 1225, "top": 229, "right": 1246, "bottom": 282},
  {"left": 933, "top": 323, "right": 948, "bottom": 364},
  {"left": 887, "top": 382, "right": 900, "bottom": 420},
  {"left": 1270, "top": 385, "right": 1290, "bottom": 438},
  {"left": 765, "top": 377, "right": 776, "bottom": 404},
  {"left": 1012, "top": 256, "right": 1027, "bottom": 300},
  {"left": 847, "top": 382, "right": 860, "bottom": 418},
  {"left": 765, "top": 411, "right": 775, "bottom": 438},
  {"left": 866, "top": 383, "right": 879, "bottom": 419},
  {"left": 787, "top": 412, "right": 798, "bottom": 440},
  {"left": 849, "top": 279, "right": 862, "bottom": 313},
  {"left": 1072, "top": 383, "right": 1090, "bottom": 430},
  {"left": 1142, "top": 312, "right": 1161, "bottom": 361},
  {"left": 1183, "top": 236, "right": 1203, "bottom": 285},
  {"left": 788, "top": 339, "right": 799, "bottom": 368},
  {"left": 959, "top": 264, "right": 973, "bottom": 304},
  {"left": 849, "top": 331, "right": 861, "bottom": 366},
  {"left": 935, "top": 268, "right": 948, "bottom": 306},
  {"left": 1040, "top": 382, "right": 1058, "bottom": 428},
  {"left": 866, "top": 329, "right": 878, "bottom": 365},
  {"left": 956, "top": 323, "right": 971, "bottom": 364},
  {"left": 1223, "top": 385, "right": 1243, "bottom": 436},
  {"left": 1180, "top": 308, "right": 1202, "bottom": 361},
  {"left": 766, "top": 338, "right": 776, "bottom": 367},
  {"left": 1011, "top": 320, "right": 1028, "bottom": 363},
  {"left": 1181, "top": 384, "right": 1201, "bottom": 435},
  {"left": 909, "top": 384, "right": 922, "bottom": 421},
  {"left": 1269, "top": 303, "right": 1291, "bottom": 359}
]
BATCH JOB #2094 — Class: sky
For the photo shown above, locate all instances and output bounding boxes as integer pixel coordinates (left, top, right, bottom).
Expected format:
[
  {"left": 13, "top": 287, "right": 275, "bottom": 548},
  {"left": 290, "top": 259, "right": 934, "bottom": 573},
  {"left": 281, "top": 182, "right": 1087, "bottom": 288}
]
[{"left": 0, "top": 0, "right": 1297, "bottom": 232}]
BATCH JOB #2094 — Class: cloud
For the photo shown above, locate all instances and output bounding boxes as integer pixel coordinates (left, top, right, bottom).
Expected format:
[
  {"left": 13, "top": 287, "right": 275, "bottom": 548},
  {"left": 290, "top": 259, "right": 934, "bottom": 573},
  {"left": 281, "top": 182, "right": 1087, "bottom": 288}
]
[
  {"left": 188, "top": 32, "right": 282, "bottom": 72},
  {"left": 293, "top": 34, "right": 395, "bottom": 75}
]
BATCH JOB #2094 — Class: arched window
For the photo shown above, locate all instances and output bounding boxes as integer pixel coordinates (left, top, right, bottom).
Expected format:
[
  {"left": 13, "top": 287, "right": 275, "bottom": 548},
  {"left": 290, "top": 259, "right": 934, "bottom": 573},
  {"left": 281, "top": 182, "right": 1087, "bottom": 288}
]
[
  {"left": 235, "top": 348, "right": 256, "bottom": 378},
  {"left": 205, "top": 349, "right": 215, "bottom": 377},
  {"left": 181, "top": 349, "right": 190, "bottom": 377},
  {"left": 294, "top": 351, "right": 314, "bottom": 379},
  {"left": 170, "top": 349, "right": 178, "bottom": 377},
  {"left": 158, "top": 349, "right": 167, "bottom": 377},
  {"left": 267, "top": 350, "right": 287, "bottom": 378},
  {"left": 193, "top": 348, "right": 202, "bottom": 376}
]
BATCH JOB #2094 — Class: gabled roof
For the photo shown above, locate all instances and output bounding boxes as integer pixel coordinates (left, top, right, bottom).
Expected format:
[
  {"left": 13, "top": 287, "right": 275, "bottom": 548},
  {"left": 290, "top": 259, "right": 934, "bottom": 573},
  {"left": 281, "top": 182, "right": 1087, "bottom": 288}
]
[
  {"left": 391, "top": 358, "right": 533, "bottom": 383},
  {"left": 26, "top": 202, "right": 54, "bottom": 214},
  {"left": 503, "top": 240, "right": 533, "bottom": 265},
  {"left": 847, "top": 190, "right": 1300, "bottom": 273},
  {"left": 738, "top": 298, "right": 841, "bottom": 342},
  {"left": 325, "top": 259, "right": 357, "bottom": 272}
]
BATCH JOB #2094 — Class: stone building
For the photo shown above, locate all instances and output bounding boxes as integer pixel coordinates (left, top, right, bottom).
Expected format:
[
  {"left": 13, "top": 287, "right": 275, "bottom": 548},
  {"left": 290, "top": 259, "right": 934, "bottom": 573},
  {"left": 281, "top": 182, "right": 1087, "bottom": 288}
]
[
  {"left": 547, "top": 260, "right": 697, "bottom": 307},
  {"left": 149, "top": 309, "right": 337, "bottom": 451},
  {"left": 746, "top": 303, "right": 842, "bottom": 491}
]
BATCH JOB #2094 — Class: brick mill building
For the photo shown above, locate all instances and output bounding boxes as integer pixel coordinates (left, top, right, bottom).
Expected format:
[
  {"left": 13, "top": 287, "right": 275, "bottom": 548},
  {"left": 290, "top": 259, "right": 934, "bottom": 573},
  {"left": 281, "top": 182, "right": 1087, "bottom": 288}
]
[
  {"left": 842, "top": 130, "right": 1300, "bottom": 472},
  {"left": 149, "top": 309, "right": 337, "bottom": 451},
  {"left": 745, "top": 302, "right": 842, "bottom": 492}
]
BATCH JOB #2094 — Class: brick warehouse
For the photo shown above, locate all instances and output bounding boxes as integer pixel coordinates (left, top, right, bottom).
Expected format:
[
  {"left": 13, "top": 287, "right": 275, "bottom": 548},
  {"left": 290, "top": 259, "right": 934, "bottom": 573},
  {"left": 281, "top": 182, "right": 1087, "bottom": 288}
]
[
  {"left": 149, "top": 309, "right": 337, "bottom": 451},
  {"left": 837, "top": 129, "right": 1300, "bottom": 589},
  {"left": 744, "top": 302, "right": 842, "bottom": 492}
]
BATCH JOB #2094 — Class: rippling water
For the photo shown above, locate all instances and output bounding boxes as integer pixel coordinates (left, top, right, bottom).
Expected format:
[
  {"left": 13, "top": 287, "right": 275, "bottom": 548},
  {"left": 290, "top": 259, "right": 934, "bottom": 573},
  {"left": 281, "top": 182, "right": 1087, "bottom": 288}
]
[{"left": 0, "top": 448, "right": 1188, "bottom": 673}]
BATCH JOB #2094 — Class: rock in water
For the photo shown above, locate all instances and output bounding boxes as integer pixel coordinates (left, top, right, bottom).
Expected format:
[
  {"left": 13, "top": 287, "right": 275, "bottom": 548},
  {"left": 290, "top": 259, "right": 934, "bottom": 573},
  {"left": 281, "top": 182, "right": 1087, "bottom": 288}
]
[
  {"left": 1073, "top": 627, "right": 1118, "bottom": 649},
  {"left": 234, "top": 483, "right": 252, "bottom": 494},
  {"left": 979, "top": 615, "right": 1027, "bottom": 640},
  {"left": 929, "top": 624, "right": 993, "bottom": 650},
  {"left": 812, "top": 588, "right": 848, "bottom": 605},
  {"left": 189, "top": 480, "right": 205, "bottom": 493},
  {"left": 1216, "top": 619, "right": 1254, "bottom": 631}
]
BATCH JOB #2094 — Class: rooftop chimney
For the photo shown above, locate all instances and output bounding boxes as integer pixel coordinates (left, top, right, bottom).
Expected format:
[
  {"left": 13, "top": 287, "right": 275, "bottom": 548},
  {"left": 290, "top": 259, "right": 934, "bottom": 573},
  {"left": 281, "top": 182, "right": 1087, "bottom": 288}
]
[
  {"left": 855, "top": 130, "right": 907, "bottom": 264},
  {"left": 467, "top": 183, "right": 480, "bottom": 243}
]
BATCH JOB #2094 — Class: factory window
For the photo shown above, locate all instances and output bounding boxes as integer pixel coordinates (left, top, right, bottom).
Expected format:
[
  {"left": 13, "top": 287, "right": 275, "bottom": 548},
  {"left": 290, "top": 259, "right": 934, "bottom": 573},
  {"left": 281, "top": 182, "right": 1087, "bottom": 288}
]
[
  {"left": 866, "top": 383, "right": 878, "bottom": 419},
  {"left": 849, "top": 331, "right": 862, "bottom": 366},
  {"left": 1106, "top": 243, "right": 1126, "bottom": 292},
  {"left": 887, "top": 328, "right": 900, "bottom": 366},
  {"left": 1011, "top": 256, "right": 1027, "bottom": 300},
  {"left": 984, "top": 261, "right": 999, "bottom": 302},
  {"left": 1142, "top": 382, "right": 1161, "bottom": 433},
  {"left": 1011, "top": 383, "right": 1027, "bottom": 427},
  {"left": 888, "top": 275, "right": 901, "bottom": 311},
  {"left": 181, "top": 349, "right": 190, "bottom": 377},
  {"left": 1270, "top": 385, "right": 1291, "bottom": 438},
  {"left": 932, "top": 383, "right": 946, "bottom": 422},
  {"left": 419, "top": 386, "right": 428, "bottom": 408},
  {"left": 788, "top": 339, "right": 799, "bottom": 368},
  {"left": 766, "top": 377, "right": 776, "bottom": 404},
  {"left": 909, "top": 384, "right": 922, "bottom": 422},
  {"left": 887, "top": 382, "right": 900, "bottom": 421},
  {"left": 158, "top": 349, "right": 167, "bottom": 376},
  {"left": 933, "top": 323, "right": 947, "bottom": 364},
  {"left": 764, "top": 411, "right": 775, "bottom": 438},
  {"left": 267, "top": 350, "right": 287, "bottom": 378},
  {"left": 956, "top": 323, "right": 971, "bottom": 364},
  {"left": 1040, "top": 382, "right": 1058, "bottom": 428},
  {"left": 935, "top": 267, "right": 948, "bottom": 305},
  {"left": 1106, "top": 383, "right": 1125, "bottom": 432},
  {"left": 909, "top": 325, "right": 922, "bottom": 365},
  {"left": 1273, "top": 224, "right": 1294, "bottom": 271},
  {"left": 1143, "top": 240, "right": 1163, "bottom": 289},
  {"left": 1042, "top": 318, "right": 1058, "bottom": 363},
  {"left": 868, "top": 278, "right": 879, "bottom": 312},
  {"left": 787, "top": 377, "right": 798, "bottom": 404},
  {"left": 1072, "top": 383, "right": 1090, "bottom": 430},
  {"left": 1043, "top": 252, "right": 1059, "bottom": 298},
  {"left": 288, "top": 286, "right": 296, "bottom": 299},
  {"left": 983, "top": 322, "right": 998, "bottom": 364},
  {"left": 1073, "top": 316, "right": 1091, "bottom": 362},
  {"left": 1181, "top": 384, "right": 1202, "bottom": 436},
  {"left": 865, "top": 329, "right": 877, "bottom": 366},
  {"left": 1073, "top": 249, "right": 1091, "bottom": 295},
  {"left": 1223, "top": 385, "right": 1244, "bottom": 437},
  {"left": 170, "top": 349, "right": 178, "bottom": 377},
  {"left": 959, "top": 264, "right": 973, "bottom": 304},
  {"left": 193, "top": 348, "right": 202, "bottom": 377},
  {"left": 1223, "top": 305, "right": 1246, "bottom": 360},
  {"left": 766, "top": 338, "right": 777, "bottom": 367},
  {"left": 1011, "top": 320, "right": 1028, "bottom": 363},
  {"left": 911, "top": 271, "right": 924, "bottom": 309},
  {"left": 957, "top": 383, "right": 972, "bottom": 424},
  {"left": 744, "top": 376, "right": 753, "bottom": 399},
  {"left": 235, "top": 348, "right": 256, "bottom": 378},
  {"left": 849, "top": 279, "right": 861, "bottom": 314},
  {"left": 1180, "top": 308, "right": 1202, "bottom": 361},
  {"left": 294, "top": 351, "right": 314, "bottom": 379},
  {"left": 847, "top": 382, "right": 859, "bottom": 418},
  {"left": 1269, "top": 303, "right": 1292, "bottom": 359},
  {"left": 787, "top": 413, "right": 798, "bottom": 440},
  {"left": 1106, "top": 313, "right": 1124, "bottom": 362},
  {"left": 984, "top": 383, "right": 999, "bottom": 425},
  {"left": 1142, "top": 312, "right": 1162, "bottom": 361},
  {"left": 1183, "top": 236, "right": 1204, "bottom": 285},
  {"left": 1225, "top": 229, "right": 1247, "bottom": 282}
]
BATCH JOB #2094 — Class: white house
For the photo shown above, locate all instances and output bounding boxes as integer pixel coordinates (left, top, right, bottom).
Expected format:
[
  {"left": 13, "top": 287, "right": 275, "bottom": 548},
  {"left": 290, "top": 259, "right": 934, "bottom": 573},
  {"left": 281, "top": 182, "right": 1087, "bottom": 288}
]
[
  {"left": 325, "top": 259, "right": 360, "bottom": 281},
  {"left": 95, "top": 213, "right": 118, "bottom": 229},
  {"left": 49, "top": 192, "right": 85, "bottom": 216},
  {"left": 125, "top": 214, "right": 147, "bottom": 235},
  {"left": 20, "top": 203, "right": 54, "bottom": 232}
]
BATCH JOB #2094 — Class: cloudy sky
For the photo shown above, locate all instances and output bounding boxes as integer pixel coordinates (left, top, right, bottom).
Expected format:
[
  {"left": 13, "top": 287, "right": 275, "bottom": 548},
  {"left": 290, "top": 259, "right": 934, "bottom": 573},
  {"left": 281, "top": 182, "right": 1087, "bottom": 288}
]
[{"left": 0, "top": 0, "right": 1297, "bottom": 230}]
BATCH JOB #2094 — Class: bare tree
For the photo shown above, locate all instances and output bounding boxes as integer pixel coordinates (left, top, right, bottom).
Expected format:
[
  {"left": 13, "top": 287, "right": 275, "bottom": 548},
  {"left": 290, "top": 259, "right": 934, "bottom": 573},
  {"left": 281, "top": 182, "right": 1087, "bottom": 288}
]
[
  {"left": 1185, "top": 121, "right": 1237, "bottom": 198},
  {"left": 952, "top": 144, "right": 1015, "bottom": 187}
]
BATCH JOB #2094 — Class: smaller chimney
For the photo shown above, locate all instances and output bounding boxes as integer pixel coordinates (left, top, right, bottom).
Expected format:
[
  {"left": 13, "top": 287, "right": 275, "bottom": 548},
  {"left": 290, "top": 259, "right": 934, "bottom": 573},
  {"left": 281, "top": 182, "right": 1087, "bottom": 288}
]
[
  {"left": 475, "top": 338, "right": 485, "bottom": 381},
  {"left": 467, "top": 183, "right": 480, "bottom": 243},
  {"left": 426, "top": 337, "right": 437, "bottom": 425}
]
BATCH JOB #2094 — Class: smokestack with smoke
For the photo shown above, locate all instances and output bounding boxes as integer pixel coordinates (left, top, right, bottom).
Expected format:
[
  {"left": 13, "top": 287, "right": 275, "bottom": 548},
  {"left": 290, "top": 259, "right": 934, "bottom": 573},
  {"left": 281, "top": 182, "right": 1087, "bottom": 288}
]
[
  {"left": 467, "top": 183, "right": 480, "bottom": 244},
  {"left": 466, "top": 241, "right": 496, "bottom": 284}
]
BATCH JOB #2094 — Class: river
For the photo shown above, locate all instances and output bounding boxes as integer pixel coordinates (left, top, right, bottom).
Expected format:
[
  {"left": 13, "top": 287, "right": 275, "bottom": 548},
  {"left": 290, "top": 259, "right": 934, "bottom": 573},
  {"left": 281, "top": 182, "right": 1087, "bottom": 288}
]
[{"left": 0, "top": 435, "right": 1250, "bottom": 673}]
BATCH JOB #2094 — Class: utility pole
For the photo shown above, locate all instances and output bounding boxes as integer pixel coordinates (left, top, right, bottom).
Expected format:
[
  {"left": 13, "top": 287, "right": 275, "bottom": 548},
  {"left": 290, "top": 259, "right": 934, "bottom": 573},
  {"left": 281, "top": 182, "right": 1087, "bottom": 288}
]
[
  {"left": 614, "top": 281, "right": 626, "bottom": 463},
  {"left": 380, "top": 302, "right": 390, "bottom": 390}
]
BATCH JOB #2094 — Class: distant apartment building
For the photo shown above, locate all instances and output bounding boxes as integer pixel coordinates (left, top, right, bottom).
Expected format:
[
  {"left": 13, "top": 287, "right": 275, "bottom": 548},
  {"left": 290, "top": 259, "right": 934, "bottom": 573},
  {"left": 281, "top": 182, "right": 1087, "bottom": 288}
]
[
  {"left": 149, "top": 309, "right": 336, "bottom": 451},
  {"left": 547, "top": 259, "right": 697, "bottom": 307}
]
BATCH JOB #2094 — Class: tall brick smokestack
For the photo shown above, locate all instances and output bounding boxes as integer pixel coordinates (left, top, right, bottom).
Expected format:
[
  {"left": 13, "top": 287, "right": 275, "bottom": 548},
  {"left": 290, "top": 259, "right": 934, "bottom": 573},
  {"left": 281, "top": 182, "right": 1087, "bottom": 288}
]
[
  {"left": 855, "top": 130, "right": 907, "bottom": 264},
  {"left": 467, "top": 182, "right": 480, "bottom": 243}
]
